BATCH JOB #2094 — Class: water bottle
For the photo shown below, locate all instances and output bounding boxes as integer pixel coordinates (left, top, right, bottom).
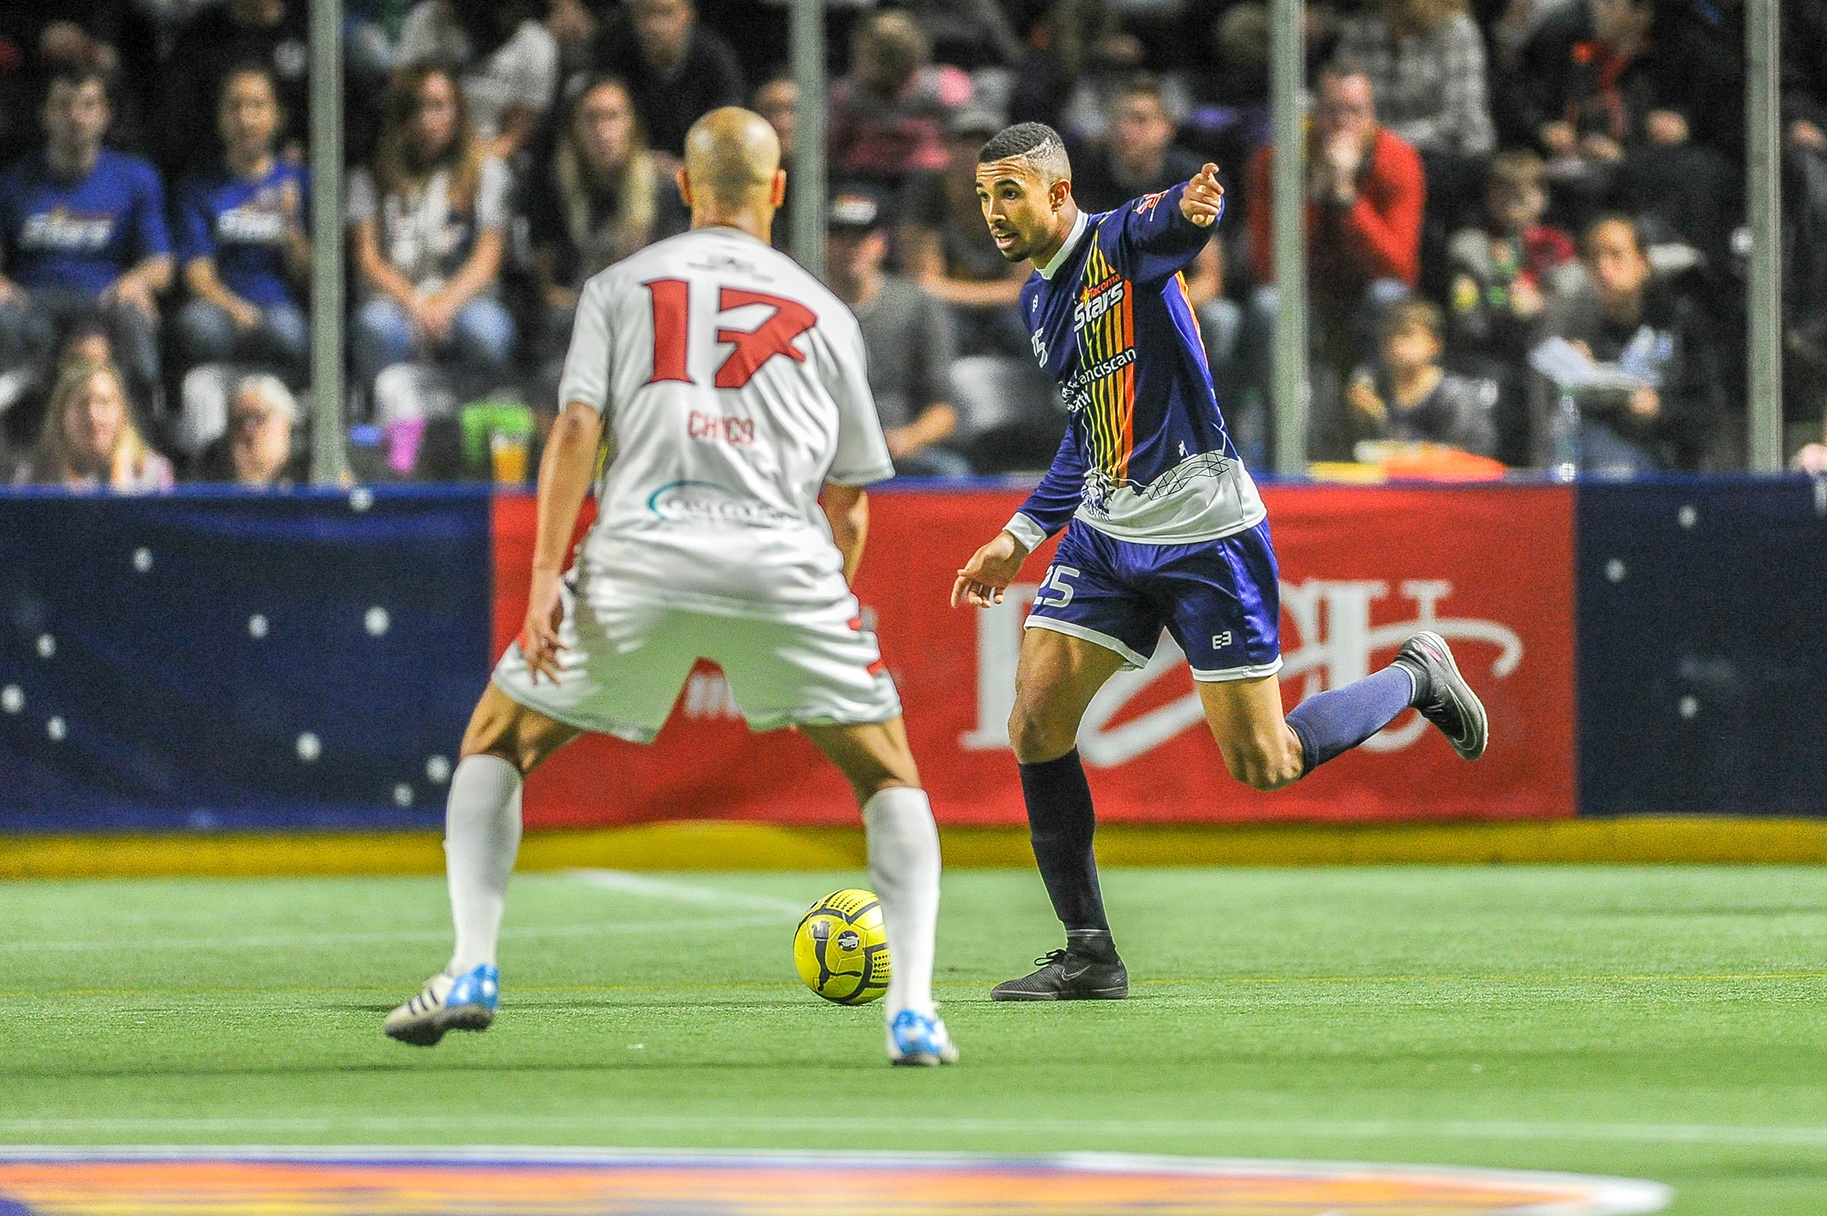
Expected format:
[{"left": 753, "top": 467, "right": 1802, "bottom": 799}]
[{"left": 1550, "top": 390, "right": 1581, "bottom": 482}]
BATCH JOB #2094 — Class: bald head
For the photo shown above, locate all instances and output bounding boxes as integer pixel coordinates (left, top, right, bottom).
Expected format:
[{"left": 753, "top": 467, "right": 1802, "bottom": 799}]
[{"left": 682, "top": 106, "right": 782, "bottom": 208}]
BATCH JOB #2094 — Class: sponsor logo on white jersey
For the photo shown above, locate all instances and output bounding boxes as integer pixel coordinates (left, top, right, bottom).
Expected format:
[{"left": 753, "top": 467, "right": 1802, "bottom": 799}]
[
  {"left": 963, "top": 578, "right": 1522, "bottom": 766},
  {"left": 645, "top": 481, "right": 793, "bottom": 527}
]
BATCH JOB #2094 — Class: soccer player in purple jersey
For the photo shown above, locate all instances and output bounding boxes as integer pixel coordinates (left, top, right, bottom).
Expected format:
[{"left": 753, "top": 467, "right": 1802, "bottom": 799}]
[{"left": 952, "top": 123, "right": 1489, "bottom": 1000}]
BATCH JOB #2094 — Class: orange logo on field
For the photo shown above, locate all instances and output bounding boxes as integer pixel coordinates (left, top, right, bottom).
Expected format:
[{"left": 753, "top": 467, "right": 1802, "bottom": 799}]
[{"left": 0, "top": 1150, "right": 1670, "bottom": 1215}]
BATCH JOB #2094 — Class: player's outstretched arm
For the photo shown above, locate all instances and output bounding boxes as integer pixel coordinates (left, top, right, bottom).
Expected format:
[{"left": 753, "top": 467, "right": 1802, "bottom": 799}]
[
  {"left": 521, "top": 401, "right": 605, "bottom": 683},
  {"left": 822, "top": 482, "right": 870, "bottom": 584},
  {"left": 952, "top": 530, "right": 1031, "bottom": 609}
]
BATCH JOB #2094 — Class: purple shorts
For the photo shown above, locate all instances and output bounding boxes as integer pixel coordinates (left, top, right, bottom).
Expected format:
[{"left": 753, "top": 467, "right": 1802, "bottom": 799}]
[{"left": 1025, "top": 519, "right": 1283, "bottom": 682}]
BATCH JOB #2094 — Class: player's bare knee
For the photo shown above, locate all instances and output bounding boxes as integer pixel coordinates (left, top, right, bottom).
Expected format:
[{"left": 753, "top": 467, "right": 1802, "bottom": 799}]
[{"left": 1008, "top": 700, "right": 1073, "bottom": 765}]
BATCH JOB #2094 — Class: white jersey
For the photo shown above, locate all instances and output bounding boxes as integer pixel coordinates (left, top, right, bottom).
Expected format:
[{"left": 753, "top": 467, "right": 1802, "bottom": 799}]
[{"left": 557, "top": 226, "right": 895, "bottom": 615}]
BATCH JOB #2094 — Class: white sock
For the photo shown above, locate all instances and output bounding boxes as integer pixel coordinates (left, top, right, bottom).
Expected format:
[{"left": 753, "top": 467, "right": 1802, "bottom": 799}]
[
  {"left": 444, "top": 754, "right": 523, "bottom": 973},
  {"left": 863, "top": 785, "right": 941, "bottom": 1019}
]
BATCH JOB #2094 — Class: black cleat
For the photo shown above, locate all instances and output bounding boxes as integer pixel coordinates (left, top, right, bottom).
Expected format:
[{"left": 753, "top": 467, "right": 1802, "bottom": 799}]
[
  {"left": 1394, "top": 630, "right": 1488, "bottom": 760},
  {"left": 991, "top": 949, "right": 1128, "bottom": 1001}
]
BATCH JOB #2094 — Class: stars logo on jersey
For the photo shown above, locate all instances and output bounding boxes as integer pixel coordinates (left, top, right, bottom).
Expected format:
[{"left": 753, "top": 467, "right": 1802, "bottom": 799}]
[{"left": 1132, "top": 190, "right": 1169, "bottom": 217}]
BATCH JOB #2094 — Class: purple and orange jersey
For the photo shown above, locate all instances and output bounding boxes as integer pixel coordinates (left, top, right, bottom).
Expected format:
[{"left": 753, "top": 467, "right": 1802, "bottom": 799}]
[{"left": 1009, "top": 183, "right": 1266, "bottom": 551}]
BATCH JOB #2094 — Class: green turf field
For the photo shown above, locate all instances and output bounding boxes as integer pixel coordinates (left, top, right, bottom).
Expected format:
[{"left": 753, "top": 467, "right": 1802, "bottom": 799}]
[{"left": 2, "top": 864, "right": 1824, "bottom": 1214}]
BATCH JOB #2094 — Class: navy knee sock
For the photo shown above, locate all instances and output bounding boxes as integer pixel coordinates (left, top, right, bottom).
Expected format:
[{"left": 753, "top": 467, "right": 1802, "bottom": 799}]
[
  {"left": 1285, "top": 666, "right": 1418, "bottom": 774},
  {"left": 1018, "top": 749, "right": 1113, "bottom": 943}
]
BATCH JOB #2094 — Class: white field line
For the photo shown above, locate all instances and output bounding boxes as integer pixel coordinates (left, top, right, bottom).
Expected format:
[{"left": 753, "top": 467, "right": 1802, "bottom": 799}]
[
  {"left": 0, "top": 914, "right": 782, "bottom": 954},
  {"left": 561, "top": 869, "right": 807, "bottom": 916},
  {"left": 0, "top": 1114, "right": 1821, "bottom": 1149}
]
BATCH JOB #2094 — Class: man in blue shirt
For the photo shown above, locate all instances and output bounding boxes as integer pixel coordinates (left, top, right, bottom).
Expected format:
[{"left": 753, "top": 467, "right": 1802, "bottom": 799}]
[
  {"left": 952, "top": 123, "right": 1490, "bottom": 999},
  {"left": 0, "top": 66, "right": 172, "bottom": 406}
]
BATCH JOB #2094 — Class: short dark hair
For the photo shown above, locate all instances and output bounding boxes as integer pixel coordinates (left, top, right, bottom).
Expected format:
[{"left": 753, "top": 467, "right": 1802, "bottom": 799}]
[
  {"left": 44, "top": 64, "right": 111, "bottom": 106},
  {"left": 1383, "top": 297, "right": 1444, "bottom": 342},
  {"left": 1583, "top": 211, "right": 1646, "bottom": 255},
  {"left": 1319, "top": 56, "right": 1373, "bottom": 88},
  {"left": 216, "top": 60, "right": 281, "bottom": 110},
  {"left": 1486, "top": 148, "right": 1546, "bottom": 193},
  {"left": 977, "top": 121, "right": 1063, "bottom": 166},
  {"left": 1115, "top": 72, "right": 1167, "bottom": 106}
]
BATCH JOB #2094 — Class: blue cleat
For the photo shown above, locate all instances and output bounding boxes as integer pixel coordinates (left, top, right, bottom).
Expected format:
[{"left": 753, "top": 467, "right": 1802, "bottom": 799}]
[
  {"left": 888, "top": 1008, "right": 959, "bottom": 1067},
  {"left": 384, "top": 963, "right": 498, "bottom": 1046}
]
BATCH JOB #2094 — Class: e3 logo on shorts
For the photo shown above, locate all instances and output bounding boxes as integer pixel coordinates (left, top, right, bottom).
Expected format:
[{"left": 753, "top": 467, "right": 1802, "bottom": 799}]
[{"left": 1211, "top": 632, "right": 1233, "bottom": 650}]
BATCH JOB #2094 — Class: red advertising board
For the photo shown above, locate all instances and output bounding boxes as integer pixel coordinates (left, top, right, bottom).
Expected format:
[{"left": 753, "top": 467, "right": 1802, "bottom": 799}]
[{"left": 492, "top": 485, "right": 1575, "bottom": 829}]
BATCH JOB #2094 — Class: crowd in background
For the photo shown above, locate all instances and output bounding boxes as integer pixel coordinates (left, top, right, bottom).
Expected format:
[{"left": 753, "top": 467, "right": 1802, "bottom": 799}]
[{"left": 2, "top": 0, "right": 1826, "bottom": 491}]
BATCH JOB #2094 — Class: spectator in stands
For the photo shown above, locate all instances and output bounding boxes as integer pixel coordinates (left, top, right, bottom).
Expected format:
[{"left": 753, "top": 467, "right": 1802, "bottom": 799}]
[
  {"left": 1492, "top": 0, "right": 1711, "bottom": 239},
  {"left": 396, "top": 0, "right": 559, "bottom": 164},
  {"left": 1785, "top": 74, "right": 1827, "bottom": 452},
  {"left": 16, "top": 359, "right": 171, "bottom": 490},
  {"left": 1334, "top": 0, "right": 1493, "bottom": 238},
  {"left": 897, "top": 0, "right": 1024, "bottom": 71},
  {"left": 753, "top": 74, "right": 798, "bottom": 251},
  {"left": 899, "top": 106, "right": 1031, "bottom": 358},
  {"left": 825, "top": 189, "right": 967, "bottom": 479},
  {"left": 1245, "top": 61, "right": 1423, "bottom": 456},
  {"left": 1333, "top": 0, "right": 1494, "bottom": 162},
  {"left": 1445, "top": 149, "right": 1575, "bottom": 460},
  {"left": 1, "top": 315, "right": 111, "bottom": 450},
  {"left": 0, "top": 67, "right": 172, "bottom": 409},
  {"left": 347, "top": 65, "right": 515, "bottom": 399},
  {"left": 587, "top": 0, "right": 744, "bottom": 159},
  {"left": 544, "top": 0, "right": 599, "bottom": 78},
  {"left": 1448, "top": 149, "right": 1576, "bottom": 338},
  {"left": 1535, "top": 213, "right": 1724, "bottom": 471},
  {"left": 1070, "top": 73, "right": 1208, "bottom": 214},
  {"left": 1009, "top": 0, "right": 1145, "bottom": 136},
  {"left": 0, "top": 4, "right": 159, "bottom": 164},
  {"left": 173, "top": 65, "right": 311, "bottom": 382},
  {"left": 1496, "top": 0, "right": 1657, "bottom": 155},
  {"left": 194, "top": 372, "right": 305, "bottom": 487},
  {"left": 754, "top": 75, "right": 797, "bottom": 163},
  {"left": 163, "top": 0, "right": 310, "bottom": 173},
  {"left": 828, "top": 11, "right": 970, "bottom": 189},
  {"left": 526, "top": 75, "right": 684, "bottom": 380},
  {"left": 1346, "top": 297, "right": 1496, "bottom": 455},
  {"left": 1067, "top": 72, "right": 1223, "bottom": 320}
]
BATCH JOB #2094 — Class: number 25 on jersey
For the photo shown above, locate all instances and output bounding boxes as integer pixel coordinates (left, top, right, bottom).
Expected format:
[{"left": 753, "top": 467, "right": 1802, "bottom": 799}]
[{"left": 645, "top": 280, "right": 818, "bottom": 390}]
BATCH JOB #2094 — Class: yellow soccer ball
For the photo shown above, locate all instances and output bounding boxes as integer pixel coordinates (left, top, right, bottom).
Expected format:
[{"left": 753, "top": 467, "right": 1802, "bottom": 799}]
[{"left": 793, "top": 888, "right": 891, "bottom": 1005}]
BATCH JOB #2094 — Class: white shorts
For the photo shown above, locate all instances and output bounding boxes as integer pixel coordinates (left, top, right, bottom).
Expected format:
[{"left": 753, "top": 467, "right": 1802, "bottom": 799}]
[{"left": 491, "top": 575, "right": 902, "bottom": 744}]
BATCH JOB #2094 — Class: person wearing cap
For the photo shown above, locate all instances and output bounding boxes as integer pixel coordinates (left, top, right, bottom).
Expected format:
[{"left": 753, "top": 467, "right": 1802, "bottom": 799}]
[
  {"left": 899, "top": 105, "right": 1031, "bottom": 359},
  {"left": 826, "top": 188, "right": 969, "bottom": 479}
]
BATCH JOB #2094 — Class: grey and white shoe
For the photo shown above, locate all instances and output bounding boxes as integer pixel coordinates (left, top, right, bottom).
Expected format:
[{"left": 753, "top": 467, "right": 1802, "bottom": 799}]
[
  {"left": 991, "top": 949, "right": 1128, "bottom": 1000},
  {"left": 1394, "top": 630, "right": 1488, "bottom": 760}
]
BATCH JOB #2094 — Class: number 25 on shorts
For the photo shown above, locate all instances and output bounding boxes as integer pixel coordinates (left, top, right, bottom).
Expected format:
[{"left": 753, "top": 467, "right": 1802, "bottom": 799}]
[{"left": 1036, "top": 565, "right": 1079, "bottom": 607}]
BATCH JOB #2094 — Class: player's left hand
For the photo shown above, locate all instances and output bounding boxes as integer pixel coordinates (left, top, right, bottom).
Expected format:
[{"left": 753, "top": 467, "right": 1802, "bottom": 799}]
[
  {"left": 519, "top": 571, "right": 566, "bottom": 683},
  {"left": 1181, "top": 163, "right": 1224, "bottom": 228},
  {"left": 952, "top": 530, "right": 1029, "bottom": 609}
]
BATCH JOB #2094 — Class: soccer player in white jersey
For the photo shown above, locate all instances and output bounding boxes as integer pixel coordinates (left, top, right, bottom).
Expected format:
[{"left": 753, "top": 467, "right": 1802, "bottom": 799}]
[{"left": 384, "top": 108, "right": 958, "bottom": 1066}]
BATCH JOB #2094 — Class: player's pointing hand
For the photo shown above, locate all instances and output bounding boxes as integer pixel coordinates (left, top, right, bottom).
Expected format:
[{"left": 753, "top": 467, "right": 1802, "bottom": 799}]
[
  {"left": 952, "top": 530, "right": 1031, "bottom": 609},
  {"left": 1181, "top": 163, "right": 1224, "bottom": 228}
]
